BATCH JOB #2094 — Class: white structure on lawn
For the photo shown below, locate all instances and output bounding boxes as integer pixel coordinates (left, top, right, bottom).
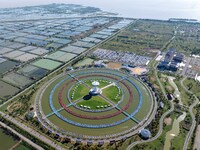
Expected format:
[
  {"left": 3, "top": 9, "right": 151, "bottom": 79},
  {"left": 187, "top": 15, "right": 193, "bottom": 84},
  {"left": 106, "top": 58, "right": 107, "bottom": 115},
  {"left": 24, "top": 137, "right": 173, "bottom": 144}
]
[
  {"left": 90, "top": 81, "right": 102, "bottom": 95},
  {"left": 195, "top": 74, "right": 200, "bottom": 82}
]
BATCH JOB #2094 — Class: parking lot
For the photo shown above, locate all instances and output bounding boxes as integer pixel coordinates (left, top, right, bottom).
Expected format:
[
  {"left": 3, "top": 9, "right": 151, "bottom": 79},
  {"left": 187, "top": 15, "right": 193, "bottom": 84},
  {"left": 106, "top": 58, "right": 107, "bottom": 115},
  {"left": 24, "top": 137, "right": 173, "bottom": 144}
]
[
  {"left": 182, "top": 57, "right": 200, "bottom": 78},
  {"left": 92, "top": 49, "right": 151, "bottom": 66}
]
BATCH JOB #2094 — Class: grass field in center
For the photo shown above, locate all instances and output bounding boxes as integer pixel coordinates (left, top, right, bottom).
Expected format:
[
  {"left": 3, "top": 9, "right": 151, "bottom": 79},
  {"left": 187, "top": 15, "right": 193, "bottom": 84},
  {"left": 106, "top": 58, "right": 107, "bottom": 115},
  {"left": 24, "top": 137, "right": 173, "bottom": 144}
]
[
  {"left": 102, "top": 85, "right": 122, "bottom": 103},
  {"left": 77, "top": 96, "right": 109, "bottom": 110},
  {"left": 70, "top": 83, "right": 90, "bottom": 101}
]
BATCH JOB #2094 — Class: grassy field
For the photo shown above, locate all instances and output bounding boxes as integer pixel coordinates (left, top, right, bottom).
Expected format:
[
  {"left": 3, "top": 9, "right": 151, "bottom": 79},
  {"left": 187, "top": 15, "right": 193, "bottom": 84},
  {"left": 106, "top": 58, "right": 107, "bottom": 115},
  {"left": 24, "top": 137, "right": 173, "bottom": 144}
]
[
  {"left": 117, "top": 81, "right": 140, "bottom": 114},
  {"left": 173, "top": 78, "right": 196, "bottom": 106},
  {"left": 49, "top": 106, "right": 137, "bottom": 136},
  {"left": 74, "top": 58, "right": 94, "bottom": 67},
  {"left": 3, "top": 72, "right": 33, "bottom": 87},
  {"left": 131, "top": 113, "right": 178, "bottom": 150},
  {"left": 0, "top": 128, "right": 19, "bottom": 150},
  {"left": 183, "top": 78, "right": 200, "bottom": 97},
  {"left": 99, "top": 19, "right": 200, "bottom": 56},
  {"left": 41, "top": 74, "right": 75, "bottom": 115},
  {"left": 0, "top": 80, "right": 19, "bottom": 99},
  {"left": 171, "top": 128, "right": 188, "bottom": 150},
  {"left": 32, "top": 59, "right": 62, "bottom": 70},
  {"left": 14, "top": 143, "right": 31, "bottom": 150},
  {"left": 102, "top": 85, "right": 122, "bottom": 103},
  {"left": 166, "top": 23, "right": 200, "bottom": 55},
  {"left": 167, "top": 36, "right": 200, "bottom": 55},
  {"left": 0, "top": 60, "right": 20, "bottom": 74},
  {"left": 70, "top": 83, "right": 90, "bottom": 101},
  {"left": 99, "top": 20, "right": 175, "bottom": 57},
  {"left": 77, "top": 96, "right": 109, "bottom": 110}
]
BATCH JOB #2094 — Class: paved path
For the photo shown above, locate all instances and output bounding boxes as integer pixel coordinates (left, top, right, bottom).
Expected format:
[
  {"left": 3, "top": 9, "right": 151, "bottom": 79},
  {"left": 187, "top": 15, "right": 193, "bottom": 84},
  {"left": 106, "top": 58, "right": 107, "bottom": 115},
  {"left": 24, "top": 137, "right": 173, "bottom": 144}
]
[
  {"left": 0, "top": 112, "right": 65, "bottom": 150},
  {"left": 181, "top": 77, "right": 199, "bottom": 150},
  {"left": 101, "top": 82, "right": 116, "bottom": 90},
  {"left": 162, "top": 75, "right": 186, "bottom": 150},
  {"left": 127, "top": 67, "right": 174, "bottom": 150},
  {"left": 0, "top": 121, "right": 44, "bottom": 150},
  {"left": 127, "top": 27, "right": 178, "bottom": 150},
  {"left": 126, "top": 100, "right": 174, "bottom": 150},
  {"left": 167, "top": 76, "right": 182, "bottom": 105}
]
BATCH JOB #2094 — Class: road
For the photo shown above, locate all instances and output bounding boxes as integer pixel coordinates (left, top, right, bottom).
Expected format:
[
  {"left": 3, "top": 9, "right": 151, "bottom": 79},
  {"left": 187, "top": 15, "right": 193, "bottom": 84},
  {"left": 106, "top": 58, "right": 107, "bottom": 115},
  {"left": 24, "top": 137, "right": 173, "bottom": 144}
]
[
  {"left": 127, "top": 60, "right": 174, "bottom": 150},
  {"left": 0, "top": 112, "right": 65, "bottom": 150},
  {"left": 0, "top": 121, "right": 44, "bottom": 150},
  {"left": 126, "top": 100, "right": 174, "bottom": 150},
  {"left": 181, "top": 77, "right": 199, "bottom": 150}
]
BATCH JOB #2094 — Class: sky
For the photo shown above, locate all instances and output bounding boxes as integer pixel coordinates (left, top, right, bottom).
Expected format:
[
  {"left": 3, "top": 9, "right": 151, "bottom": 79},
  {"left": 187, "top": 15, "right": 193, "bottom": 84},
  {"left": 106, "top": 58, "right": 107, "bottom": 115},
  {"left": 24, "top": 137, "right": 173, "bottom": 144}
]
[{"left": 1, "top": 0, "right": 200, "bottom": 20}]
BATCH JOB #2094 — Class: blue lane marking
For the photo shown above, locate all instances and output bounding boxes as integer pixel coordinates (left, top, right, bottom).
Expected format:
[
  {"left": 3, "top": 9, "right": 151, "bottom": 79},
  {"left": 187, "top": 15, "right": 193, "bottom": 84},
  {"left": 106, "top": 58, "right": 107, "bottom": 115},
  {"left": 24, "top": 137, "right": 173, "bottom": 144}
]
[
  {"left": 46, "top": 103, "right": 72, "bottom": 118},
  {"left": 116, "top": 106, "right": 139, "bottom": 123}
]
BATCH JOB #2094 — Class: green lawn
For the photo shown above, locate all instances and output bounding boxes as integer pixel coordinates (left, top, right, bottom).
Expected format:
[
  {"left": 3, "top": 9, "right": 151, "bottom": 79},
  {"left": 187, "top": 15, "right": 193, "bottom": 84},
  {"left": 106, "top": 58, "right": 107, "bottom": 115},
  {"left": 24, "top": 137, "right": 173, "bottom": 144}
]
[
  {"left": 0, "top": 128, "right": 19, "bottom": 150},
  {"left": 100, "top": 20, "right": 175, "bottom": 57},
  {"left": 102, "top": 85, "right": 122, "bottom": 103},
  {"left": 77, "top": 96, "right": 109, "bottom": 110},
  {"left": 171, "top": 128, "right": 188, "bottom": 150},
  {"left": 32, "top": 59, "right": 62, "bottom": 70},
  {"left": 174, "top": 79, "right": 190, "bottom": 106},
  {"left": 183, "top": 78, "right": 200, "bottom": 97},
  {"left": 74, "top": 58, "right": 94, "bottom": 67},
  {"left": 70, "top": 83, "right": 90, "bottom": 101},
  {"left": 49, "top": 113, "right": 136, "bottom": 136},
  {"left": 132, "top": 113, "right": 177, "bottom": 150},
  {"left": 14, "top": 143, "right": 31, "bottom": 150}
]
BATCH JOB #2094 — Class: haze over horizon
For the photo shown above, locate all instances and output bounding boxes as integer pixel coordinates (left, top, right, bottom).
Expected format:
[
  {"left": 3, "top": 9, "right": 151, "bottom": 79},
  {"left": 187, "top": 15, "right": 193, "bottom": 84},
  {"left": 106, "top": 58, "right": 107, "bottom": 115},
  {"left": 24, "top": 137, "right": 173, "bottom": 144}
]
[{"left": 1, "top": 0, "right": 200, "bottom": 20}]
